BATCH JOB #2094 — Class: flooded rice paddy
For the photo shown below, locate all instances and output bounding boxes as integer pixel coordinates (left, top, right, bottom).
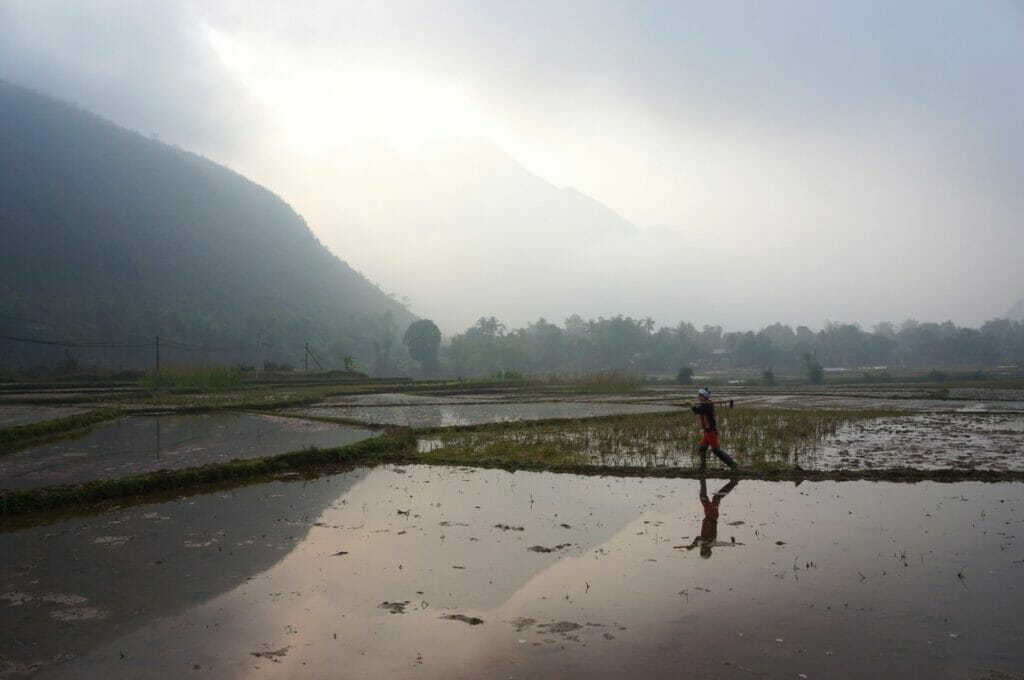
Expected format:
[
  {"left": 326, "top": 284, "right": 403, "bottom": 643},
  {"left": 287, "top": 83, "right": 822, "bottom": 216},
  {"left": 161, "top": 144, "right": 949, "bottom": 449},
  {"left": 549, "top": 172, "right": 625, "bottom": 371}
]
[
  {"left": 1, "top": 466, "right": 1021, "bottom": 679},
  {"left": 291, "top": 400, "right": 680, "bottom": 428},
  {"left": 0, "top": 414, "right": 374, "bottom": 490}
]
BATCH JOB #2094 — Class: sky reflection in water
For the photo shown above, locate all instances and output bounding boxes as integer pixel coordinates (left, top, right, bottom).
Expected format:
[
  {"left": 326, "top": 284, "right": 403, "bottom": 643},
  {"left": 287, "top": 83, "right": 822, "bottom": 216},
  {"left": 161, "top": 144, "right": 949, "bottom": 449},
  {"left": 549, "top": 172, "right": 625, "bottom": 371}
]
[{"left": 2, "top": 468, "right": 1021, "bottom": 679}]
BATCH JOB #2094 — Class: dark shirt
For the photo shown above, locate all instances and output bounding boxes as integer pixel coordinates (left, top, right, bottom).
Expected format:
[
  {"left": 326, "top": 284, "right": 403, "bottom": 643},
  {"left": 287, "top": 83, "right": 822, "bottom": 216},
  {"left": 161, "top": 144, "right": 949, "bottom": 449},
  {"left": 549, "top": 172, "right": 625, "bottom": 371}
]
[{"left": 691, "top": 402, "right": 717, "bottom": 432}]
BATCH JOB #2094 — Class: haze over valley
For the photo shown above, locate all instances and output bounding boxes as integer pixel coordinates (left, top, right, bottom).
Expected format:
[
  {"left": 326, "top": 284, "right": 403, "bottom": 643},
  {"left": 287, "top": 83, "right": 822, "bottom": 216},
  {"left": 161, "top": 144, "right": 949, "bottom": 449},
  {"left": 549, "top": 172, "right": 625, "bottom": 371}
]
[{"left": 2, "top": 1, "right": 1021, "bottom": 340}]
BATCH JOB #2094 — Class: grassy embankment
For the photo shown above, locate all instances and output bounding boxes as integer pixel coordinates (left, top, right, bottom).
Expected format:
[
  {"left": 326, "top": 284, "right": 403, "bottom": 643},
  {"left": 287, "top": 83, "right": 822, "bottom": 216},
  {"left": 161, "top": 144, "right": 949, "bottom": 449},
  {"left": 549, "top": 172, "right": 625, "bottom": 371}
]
[
  {"left": 0, "top": 408, "right": 122, "bottom": 455},
  {"left": 0, "top": 430, "right": 416, "bottom": 516}
]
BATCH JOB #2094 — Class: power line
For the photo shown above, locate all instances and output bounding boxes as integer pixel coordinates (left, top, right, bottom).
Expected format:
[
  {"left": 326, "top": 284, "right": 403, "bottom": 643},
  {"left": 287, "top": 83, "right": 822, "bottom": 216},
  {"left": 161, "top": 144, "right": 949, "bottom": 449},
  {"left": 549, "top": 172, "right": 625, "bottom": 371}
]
[
  {"left": 0, "top": 313, "right": 56, "bottom": 327},
  {"left": 0, "top": 333, "right": 152, "bottom": 349},
  {"left": 161, "top": 340, "right": 247, "bottom": 353}
]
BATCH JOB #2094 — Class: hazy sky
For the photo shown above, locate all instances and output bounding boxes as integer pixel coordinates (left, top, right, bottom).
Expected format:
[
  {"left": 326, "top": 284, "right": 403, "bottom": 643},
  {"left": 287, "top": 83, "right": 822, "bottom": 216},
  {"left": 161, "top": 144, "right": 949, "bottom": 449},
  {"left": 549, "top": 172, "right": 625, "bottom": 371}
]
[{"left": 2, "top": 1, "right": 1022, "bottom": 333}]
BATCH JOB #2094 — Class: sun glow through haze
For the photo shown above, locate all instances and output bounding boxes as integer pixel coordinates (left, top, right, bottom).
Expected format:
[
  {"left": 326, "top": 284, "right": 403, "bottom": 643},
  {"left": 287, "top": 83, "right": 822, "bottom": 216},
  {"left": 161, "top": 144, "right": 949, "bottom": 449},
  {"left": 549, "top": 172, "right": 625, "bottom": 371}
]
[{"left": 203, "top": 24, "right": 487, "bottom": 155}]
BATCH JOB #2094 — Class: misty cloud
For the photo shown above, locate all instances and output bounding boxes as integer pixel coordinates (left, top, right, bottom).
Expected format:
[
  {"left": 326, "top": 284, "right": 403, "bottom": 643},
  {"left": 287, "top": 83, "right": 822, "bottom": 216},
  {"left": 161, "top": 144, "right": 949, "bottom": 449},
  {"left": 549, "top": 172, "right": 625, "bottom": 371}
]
[{"left": 1, "top": 0, "right": 1020, "bottom": 332}]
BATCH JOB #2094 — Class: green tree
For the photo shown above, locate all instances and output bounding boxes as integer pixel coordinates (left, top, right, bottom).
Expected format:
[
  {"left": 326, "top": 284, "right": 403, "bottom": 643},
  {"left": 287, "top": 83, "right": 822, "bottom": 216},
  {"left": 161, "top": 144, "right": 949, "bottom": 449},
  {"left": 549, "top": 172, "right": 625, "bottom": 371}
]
[
  {"left": 677, "top": 366, "right": 694, "bottom": 384},
  {"left": 403, "top": 319, "right": 441, "bottom": 375},
  {"left": 801, "top": 353, "right": 824, "bottom": 384}
]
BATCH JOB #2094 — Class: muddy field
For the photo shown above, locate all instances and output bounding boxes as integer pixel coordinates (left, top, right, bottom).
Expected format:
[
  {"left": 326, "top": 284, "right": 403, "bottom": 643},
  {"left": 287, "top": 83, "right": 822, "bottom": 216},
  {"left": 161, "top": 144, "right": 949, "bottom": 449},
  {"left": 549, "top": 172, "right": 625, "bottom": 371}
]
[
  {"left": 815, "top": 413, "right": 1024, "bottom": 471},
  {"left": 1, "top": 467, "right": 1021, "bottom": 679},
  {"left": 0, "top": 414, "right": 374, "bottom": 490}
]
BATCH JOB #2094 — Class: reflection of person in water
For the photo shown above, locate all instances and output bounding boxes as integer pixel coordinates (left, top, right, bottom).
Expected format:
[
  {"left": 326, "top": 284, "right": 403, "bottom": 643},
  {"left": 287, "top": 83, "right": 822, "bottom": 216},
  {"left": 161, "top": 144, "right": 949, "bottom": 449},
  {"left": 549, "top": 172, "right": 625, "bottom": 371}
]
[{"left": 685, "top": 478, "right": 739, "bottom": 559}]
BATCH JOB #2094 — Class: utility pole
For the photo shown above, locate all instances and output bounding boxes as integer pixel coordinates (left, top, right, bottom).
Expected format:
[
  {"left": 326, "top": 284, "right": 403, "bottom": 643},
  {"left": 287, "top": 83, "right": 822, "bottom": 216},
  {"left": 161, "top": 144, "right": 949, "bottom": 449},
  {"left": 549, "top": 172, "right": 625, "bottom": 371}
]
[
  {"left": 155, "top": 335, "right": 160, "bottom": 383},
  {"left": 256, "top": 332, "right": 262, "bottom": 380},
  {"left": 304, "top": 342, "right": 309, "bottom": 373}
]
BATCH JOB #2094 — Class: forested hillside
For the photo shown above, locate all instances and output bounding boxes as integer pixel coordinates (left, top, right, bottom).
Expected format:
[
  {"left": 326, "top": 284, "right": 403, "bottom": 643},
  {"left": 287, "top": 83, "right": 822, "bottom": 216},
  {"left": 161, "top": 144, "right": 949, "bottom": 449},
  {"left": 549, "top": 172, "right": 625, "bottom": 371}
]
[{"left": 0, "top": 81, "right": 414, "bottom": 372}]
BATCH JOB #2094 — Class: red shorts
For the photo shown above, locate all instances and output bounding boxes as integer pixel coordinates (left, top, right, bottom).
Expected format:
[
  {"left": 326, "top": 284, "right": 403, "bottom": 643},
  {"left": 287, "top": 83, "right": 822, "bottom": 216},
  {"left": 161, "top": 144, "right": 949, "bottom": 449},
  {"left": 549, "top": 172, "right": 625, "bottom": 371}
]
[{"left": 699, "top": 431, "right": 720, "bottom": 448}]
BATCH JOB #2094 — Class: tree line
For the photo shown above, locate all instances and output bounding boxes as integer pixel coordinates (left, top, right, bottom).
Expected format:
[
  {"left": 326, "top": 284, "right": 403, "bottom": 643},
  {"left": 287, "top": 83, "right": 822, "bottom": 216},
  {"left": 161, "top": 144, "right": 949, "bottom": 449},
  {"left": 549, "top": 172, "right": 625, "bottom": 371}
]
[{"left": 402, "top": 316, "right": 1024, "bottom": 379}]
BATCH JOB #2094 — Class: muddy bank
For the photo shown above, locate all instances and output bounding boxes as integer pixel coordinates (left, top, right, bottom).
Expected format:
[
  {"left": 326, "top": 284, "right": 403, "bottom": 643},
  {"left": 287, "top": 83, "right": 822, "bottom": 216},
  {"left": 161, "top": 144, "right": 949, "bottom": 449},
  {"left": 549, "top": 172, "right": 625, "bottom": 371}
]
[{"left": 1, "top": 468, "right": 1020, "bottom": 679}]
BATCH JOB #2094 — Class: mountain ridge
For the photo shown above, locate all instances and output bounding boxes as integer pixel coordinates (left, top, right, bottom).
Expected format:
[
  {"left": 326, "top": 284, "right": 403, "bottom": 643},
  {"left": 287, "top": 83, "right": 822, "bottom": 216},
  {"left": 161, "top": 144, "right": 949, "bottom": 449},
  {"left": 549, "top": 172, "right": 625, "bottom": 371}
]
[{"left": 0, "top": 80, "right": 414, "bottom": 371}]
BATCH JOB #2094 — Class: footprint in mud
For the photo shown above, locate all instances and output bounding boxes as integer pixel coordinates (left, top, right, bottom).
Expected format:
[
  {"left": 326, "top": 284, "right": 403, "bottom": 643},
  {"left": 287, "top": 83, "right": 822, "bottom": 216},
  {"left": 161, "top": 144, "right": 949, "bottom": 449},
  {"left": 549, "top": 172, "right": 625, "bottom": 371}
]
[
  {"left": 250, "top": 646, "right": 290, "bottom": 662},
  {"left": 41, "top": 593, "right": 87, "bottom": 606},
  {"left": 0, "top": 592, "right": 32, "bottom": 606},
  {"left": 440, "top": 614, "right": 484, "bottom": 625},
  {"left": 93, "top": 536, "right": 130, "bottom": 547},
  {"left": 510, "top": 617, "right": 536, "bottom": 632},
  {"left": 379, "top": 601, "right": 411, "bottom": 614},
  {"left": 528, "top": 544, "right": 572, "bottom": 553},
  {"left": 537, "top": 621, "right": 583, "bottom": 634},
  {"left": 50, "top": 607, "right": 107, "bottom": 621}
]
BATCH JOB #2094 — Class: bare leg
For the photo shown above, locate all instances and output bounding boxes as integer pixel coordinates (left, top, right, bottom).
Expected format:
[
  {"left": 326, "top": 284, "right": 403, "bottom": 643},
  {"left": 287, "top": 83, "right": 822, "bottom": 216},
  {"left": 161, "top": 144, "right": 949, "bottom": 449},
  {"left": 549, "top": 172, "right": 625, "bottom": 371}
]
[{"left": 712, "top": 448, "right": 738, "bottom": 470}]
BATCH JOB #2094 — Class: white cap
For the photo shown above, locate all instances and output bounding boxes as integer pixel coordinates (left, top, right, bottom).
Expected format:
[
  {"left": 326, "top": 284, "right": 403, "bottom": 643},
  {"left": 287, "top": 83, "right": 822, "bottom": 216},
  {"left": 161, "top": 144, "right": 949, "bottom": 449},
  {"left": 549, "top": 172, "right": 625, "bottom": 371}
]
[{"left": 697, "top": 388, "right": 711, "bottom": 400}]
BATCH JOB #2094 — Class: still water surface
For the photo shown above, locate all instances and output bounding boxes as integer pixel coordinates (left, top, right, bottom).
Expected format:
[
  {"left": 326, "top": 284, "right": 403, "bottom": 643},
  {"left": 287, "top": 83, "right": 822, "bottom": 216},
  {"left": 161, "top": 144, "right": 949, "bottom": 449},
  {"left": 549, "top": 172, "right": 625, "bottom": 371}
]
[
  {"left": 0, "top": 468, "right": 1020, "bottom": 678},
  {"left": 0, "top": 413, "right": 374, "bottom": 490}
]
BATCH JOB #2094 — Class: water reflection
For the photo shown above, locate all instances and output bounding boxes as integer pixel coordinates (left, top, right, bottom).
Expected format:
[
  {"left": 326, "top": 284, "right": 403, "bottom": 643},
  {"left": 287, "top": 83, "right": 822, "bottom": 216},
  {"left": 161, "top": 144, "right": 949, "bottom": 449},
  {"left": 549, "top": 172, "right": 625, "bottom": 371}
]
[
  {"left": 3, "top": 471, "right": 1021, "bottom": 680},
  {"left": 684, "top": 478, "right": 740, "bottom": 559},
  {"left": 0, "top": 413, "right": 375, "bottom": 490},
  {"left": 0, "top": 474, "right": 361, "bottom": 677}
]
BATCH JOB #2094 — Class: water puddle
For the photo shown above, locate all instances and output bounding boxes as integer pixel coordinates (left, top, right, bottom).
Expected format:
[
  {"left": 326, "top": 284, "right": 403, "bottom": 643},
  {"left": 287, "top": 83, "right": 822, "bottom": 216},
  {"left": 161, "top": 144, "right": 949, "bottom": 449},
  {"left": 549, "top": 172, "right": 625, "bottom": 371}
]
[
  {"left": 0, "top": 413, "right": 375, "bottom": 490},
  {"left": 291, "top": 401, "right": 680, "bottom": 428},
  {"left": 2, "top": 468, "right": 1020, "bottom": 678}
]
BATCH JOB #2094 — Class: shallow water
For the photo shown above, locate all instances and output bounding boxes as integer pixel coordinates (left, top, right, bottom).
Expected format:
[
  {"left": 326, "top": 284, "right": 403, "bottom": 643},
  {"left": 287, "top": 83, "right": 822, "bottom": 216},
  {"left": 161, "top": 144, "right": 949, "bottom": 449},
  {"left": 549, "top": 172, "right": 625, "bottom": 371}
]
[
  {"left": 0, "top": 414, "right": 375, "bottom": 490},
  {"left": 322, "top": 392, "right": 508, "bottom": 406},
  {"left": 0, "top": 405, "right": 90, "bottom": 428},
  {"left": 2, "top": 468, "right": 1020, "bottom": 679},
  {"left": 292, "top": 401, "right": 681, "bottom": 428}
]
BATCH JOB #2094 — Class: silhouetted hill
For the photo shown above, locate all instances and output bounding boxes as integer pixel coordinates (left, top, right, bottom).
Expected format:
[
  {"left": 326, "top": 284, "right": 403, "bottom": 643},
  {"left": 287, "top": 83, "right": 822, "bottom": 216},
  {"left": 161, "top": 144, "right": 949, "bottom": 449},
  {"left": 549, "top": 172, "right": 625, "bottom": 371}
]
[{"left": 0, "top": 81, "right": 414, "bottom": 372}]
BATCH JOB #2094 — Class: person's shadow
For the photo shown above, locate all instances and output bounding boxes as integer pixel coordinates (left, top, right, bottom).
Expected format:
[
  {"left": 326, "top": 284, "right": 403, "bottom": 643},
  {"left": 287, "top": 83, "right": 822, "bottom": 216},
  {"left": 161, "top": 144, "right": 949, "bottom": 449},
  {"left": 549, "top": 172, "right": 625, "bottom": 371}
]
[{"left": 685, "top": 478, "right": 741, "bottom": 559}]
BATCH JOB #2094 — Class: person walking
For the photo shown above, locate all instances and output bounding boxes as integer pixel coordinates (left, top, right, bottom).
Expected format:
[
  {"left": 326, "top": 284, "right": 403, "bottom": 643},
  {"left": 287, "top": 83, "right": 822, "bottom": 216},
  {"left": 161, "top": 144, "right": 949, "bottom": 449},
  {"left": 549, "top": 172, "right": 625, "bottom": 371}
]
[{"left": 691, "top": 388, "right": 739, "bottom": 471}]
